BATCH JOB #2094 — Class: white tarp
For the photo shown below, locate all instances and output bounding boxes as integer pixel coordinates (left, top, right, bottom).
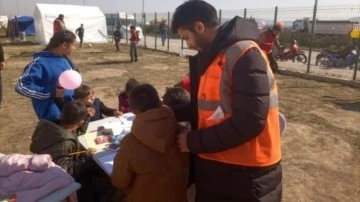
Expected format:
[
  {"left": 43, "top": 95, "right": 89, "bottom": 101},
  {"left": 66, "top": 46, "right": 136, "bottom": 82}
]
[
  {"left": 34, "top": 4, "right": 108, "bottom": 44},
  {"left": 0, "top": 16, "right": 8, "bottom": 29}
]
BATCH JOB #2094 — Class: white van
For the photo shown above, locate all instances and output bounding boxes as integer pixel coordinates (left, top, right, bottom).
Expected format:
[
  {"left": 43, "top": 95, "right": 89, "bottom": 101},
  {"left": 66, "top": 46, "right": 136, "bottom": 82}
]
[{"left": 105, "top": 12, "right": 143, "bottom": 41}]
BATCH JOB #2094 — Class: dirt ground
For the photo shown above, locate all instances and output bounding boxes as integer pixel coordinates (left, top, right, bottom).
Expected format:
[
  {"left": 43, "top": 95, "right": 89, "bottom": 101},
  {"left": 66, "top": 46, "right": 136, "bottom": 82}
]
[{"left": 0, "top": 42, "right": 359, "bottom": 202}]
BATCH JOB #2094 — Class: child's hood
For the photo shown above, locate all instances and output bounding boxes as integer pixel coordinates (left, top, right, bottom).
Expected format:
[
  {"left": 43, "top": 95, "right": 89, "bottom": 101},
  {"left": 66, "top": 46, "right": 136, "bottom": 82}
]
[
  {"left": 131, "top": 106, "right": 179, "bottom": 154},
  {"left": 30, "top": 119, "right": 77, "bottom": 153}
]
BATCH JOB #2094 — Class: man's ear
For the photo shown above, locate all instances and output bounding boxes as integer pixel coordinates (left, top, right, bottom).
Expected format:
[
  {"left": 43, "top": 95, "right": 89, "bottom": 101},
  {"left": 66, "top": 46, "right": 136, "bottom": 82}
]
[{"left": 194, "top": 21, "right": 205, "bottom": 34}]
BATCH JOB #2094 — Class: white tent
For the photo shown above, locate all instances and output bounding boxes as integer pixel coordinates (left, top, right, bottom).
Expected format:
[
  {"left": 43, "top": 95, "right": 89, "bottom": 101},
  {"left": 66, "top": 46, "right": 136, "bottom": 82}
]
[
  {"left": 34, "top": 4, "right": 108, "bottom": 44},
  {"left": 0, "top": 16, "right": 8, "bottom": 29}
]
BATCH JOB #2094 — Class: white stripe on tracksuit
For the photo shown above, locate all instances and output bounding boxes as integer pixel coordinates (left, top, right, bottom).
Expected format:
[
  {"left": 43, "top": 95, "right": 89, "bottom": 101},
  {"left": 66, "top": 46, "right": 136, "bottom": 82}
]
[{"left": 15, "top": 57, "right": 51, "bottom": 99}]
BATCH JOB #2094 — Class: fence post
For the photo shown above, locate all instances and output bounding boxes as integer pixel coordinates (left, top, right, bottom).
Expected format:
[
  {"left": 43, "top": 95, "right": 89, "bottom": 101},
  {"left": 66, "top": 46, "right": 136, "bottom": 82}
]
[
  {"left": 353, "top": 39, "right": 359, "bottom": 80},
  {"left": 243, "top": 8, "right": 247, "bottom": 18},
  {"left": 167, "top": 11, "right": 170, "bottom": 52},
  {"left": 307, "top": 0, "right": 318, "bottom": 74},
  {"left": 155, "top": 12, "right": 157, "bottom": 50},
  {"left": 125, "top": 13, "right": 128, "bottom": 44},
  {"left": 219, "top": 9, "right": 222, "bottom": 24},
  {"left": 144, "top": 13, "right": 147, "bottom": 47},
  {"left": 273, "top": 6, "right": 278, "bottom": 26}
]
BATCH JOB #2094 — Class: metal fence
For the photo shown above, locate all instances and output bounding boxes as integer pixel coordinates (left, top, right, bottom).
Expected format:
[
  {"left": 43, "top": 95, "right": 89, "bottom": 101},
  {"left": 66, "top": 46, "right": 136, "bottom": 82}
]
[{"left": 108, "top": 4, "right": 360, "bottom": 82}]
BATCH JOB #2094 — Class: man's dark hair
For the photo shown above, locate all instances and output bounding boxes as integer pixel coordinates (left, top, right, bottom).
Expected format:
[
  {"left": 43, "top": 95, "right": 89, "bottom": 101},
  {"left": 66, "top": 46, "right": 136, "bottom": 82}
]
[
  {"left": 43, "top": 30, "right": 76, "bottom": 51},
  {"left": 129, "top": 84, "right": 161, "bottom": 113},
  {"left": 61, "top": 101, "right": 87, "bottom": 125},
  {"left": 130, "top": 25, "right": 135, "bottom": 30},
  {"left": 74, "top": 84, "right": 92, "bottom": 99},
  {"left": 125, "top": 78, "right": 139, "bottom": 95},
  {"left": 162, "top": 87, "right": 190, "bottom": 106},
  {"left": 171, "top": 0, "right": 219, "bottom": 33}
]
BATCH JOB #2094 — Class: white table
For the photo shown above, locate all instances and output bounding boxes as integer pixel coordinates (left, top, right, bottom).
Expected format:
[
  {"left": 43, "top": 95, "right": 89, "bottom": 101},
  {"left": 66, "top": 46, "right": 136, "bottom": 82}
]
[{"left": 78, "top": 113, "right": 134, "bottom": 175}]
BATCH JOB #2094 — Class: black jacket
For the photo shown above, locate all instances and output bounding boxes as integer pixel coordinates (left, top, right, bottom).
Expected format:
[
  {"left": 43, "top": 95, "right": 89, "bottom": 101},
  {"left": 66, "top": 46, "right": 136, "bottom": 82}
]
[
  {"left": 172, "top": 16, "right": 282, "bottom": 201},
  {"left": 0, "top": 42, "right": 4, "bottom": 62}
]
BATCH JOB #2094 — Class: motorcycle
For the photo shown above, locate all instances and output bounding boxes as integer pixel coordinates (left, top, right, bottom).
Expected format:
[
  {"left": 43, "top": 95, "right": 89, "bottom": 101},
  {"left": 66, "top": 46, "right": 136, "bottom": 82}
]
[
  {"left": 315, "top": 45, "right": 358, "bottom": 69},
  {"left": 274, "top": 45, "right": 308, "bottom": 64}
]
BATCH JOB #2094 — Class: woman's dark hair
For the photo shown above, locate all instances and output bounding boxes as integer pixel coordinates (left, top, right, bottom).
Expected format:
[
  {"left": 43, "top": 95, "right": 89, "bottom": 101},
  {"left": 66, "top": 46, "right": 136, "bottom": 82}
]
[
  {"left": 162, "top": 87, "right": 190, "bottom": 106},
  {"left": 125, "top": 78, "right": 139, "bottom": 95},
  {"left": 171, "top": 0, "right": 219, "bottom": 34},
  {"left": 43, "top": 30, "right": 76, "bottom": 51},
  {"left": 61, "top": 101, "right": 87, "bottom": 125},
  {"left": 129, "top": 84, "right": 161, "bottom": 113},
  {"left": 74, "top": 84, "right": 92, "bottom": 99}
]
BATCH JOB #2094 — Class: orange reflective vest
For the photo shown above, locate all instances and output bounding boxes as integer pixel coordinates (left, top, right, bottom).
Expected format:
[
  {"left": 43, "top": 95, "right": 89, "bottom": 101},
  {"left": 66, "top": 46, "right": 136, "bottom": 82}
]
[
  {"left": 260, "top": 30, "right": 277, "bottom": 54},
  {"left": 197, "top": 40, "right": 281, "bottom": 167}
]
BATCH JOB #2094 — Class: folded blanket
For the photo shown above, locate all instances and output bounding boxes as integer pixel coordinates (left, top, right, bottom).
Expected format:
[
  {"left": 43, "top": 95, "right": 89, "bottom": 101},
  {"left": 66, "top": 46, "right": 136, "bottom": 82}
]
[
  {"left": 0, "top": 154, "right": 53, "bottom": 177},
  {"left": 0, "top": 166, "right": 74, "bottom": 202}
]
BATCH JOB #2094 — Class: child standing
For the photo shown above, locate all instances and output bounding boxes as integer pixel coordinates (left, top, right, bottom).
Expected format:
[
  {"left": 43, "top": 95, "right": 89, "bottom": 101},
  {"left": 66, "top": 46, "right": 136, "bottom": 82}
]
[
  {"left": 129, "top": 25, "right": 140, "bottom": 62},
  {"left": 113, "top": 26, "right": 122, "bottom": 51},
  {"left": 30, "top": 101, "right": 111, "bottom": 201},
  {"left": 112, "top": 84, "right": 188, "bottom": 202},
  {"left": 118, "top": 78, "right": 139, "bottom": 113}
]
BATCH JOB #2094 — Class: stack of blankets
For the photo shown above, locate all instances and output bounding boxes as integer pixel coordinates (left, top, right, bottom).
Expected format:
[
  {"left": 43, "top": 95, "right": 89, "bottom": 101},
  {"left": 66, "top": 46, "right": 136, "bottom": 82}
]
[{"left": 0, "top": 153, "right": 75, "bottom": 202}]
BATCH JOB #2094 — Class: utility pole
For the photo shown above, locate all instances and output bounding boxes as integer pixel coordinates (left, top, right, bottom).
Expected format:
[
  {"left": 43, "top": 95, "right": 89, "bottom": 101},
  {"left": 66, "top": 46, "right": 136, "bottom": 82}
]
[
  {"left": 307, "top": 0, "right": 318, "bottom": 74},
  {"left": 142, "top": 0, "right": 145, "bottom": 26}
]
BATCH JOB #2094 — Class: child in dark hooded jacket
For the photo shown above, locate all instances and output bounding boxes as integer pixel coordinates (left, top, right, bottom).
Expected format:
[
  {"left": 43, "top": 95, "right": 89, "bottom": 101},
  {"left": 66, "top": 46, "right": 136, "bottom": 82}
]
[{"left": 30, "top": 101, "right": 115, "bottom": 202}]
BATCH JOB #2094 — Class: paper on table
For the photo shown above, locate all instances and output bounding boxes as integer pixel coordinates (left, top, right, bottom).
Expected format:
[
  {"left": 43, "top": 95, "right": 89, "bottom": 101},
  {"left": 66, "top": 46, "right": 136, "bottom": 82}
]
[{"left": 86, "top": 117, "right": 122, "bottom": 133}]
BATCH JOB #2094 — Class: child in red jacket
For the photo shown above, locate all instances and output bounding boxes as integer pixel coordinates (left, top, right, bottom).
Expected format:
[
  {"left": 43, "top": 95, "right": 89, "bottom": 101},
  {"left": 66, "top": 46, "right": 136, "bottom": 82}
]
[
  {"left": 130, "top": 25, "right": 140, "bottom": 62},
  {"left": 118, "top": 78, "right": 139, "bottom": 113}
]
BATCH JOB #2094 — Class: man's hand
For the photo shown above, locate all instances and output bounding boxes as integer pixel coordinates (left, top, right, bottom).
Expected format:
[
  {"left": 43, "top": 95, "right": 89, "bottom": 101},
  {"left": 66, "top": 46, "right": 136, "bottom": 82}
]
[{"left": 177, "top": 130, "right": 190, "bottom": 152}]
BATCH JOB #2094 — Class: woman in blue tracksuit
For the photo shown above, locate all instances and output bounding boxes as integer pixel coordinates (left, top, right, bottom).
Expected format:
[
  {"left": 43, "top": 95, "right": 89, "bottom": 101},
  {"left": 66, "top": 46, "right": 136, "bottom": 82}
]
[{"left": 15, "top": 30, "right": 77, "bottom": 121}]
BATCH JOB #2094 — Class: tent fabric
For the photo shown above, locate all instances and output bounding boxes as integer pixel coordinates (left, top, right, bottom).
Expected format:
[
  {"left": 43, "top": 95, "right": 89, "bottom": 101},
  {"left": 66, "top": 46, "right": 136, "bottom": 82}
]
[
  {"left": 0, "top": 16, "right": 8, "bottom": 29},
  {"left": 34, "top": 4, "right": 108, "bottom": 44},
  {"left": 14, "top": 16, "right": 36, "bottom": 36}
]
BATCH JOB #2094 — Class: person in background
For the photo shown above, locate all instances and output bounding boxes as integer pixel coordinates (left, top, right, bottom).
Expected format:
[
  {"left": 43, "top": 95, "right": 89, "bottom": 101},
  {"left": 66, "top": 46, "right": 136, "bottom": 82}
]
[
  {"left": 53, "top": 14, "right": 66, "bottom": 34},
  {"left": 159, "top": 19, "right": 168, "bottom": 47},
  {"left": 112, "top": 84, "right": 188, "bottom": 202},
  {"left": 0, "top": 41, "right": 5, "bottom": 108},
  {"left": 129, "top": 25, "right": 140, "bottom": 62},
  {"left": 259, "top": 22, "right": 284, "bottom": 73},
  {"left": 171, "top": 1, "right": 282, "bottom": 201},
  {"left": 118, "top": 78, "right": 139, "bottom": 113},
  {"left": 162, "top": 87, "right": 190, "bottom": 107},
  {"left": 15, "top": 31, "right": 77, "bottom": 121},
  {"left": 76, "top": 24, "right": 84, "bottom": 48},
  {"left": 113, "top": 26, "right": 122, "bottom": 51}
]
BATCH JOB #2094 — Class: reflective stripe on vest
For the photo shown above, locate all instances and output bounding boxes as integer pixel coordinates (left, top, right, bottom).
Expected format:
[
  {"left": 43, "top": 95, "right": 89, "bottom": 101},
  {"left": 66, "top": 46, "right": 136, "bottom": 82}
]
[{"left": 197, "top": 40, "right": 281, "bottom": 167}]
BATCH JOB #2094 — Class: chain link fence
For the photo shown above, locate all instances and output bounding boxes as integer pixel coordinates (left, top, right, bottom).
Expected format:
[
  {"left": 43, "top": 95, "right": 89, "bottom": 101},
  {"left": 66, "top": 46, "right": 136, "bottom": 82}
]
[{"left": 106, "top": 4, "right": 360, "bottom": 82}]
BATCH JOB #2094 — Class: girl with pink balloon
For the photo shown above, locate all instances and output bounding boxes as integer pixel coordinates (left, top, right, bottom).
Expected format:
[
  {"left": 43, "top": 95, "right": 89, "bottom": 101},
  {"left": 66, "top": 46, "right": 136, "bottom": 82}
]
[{"left": 15, "top": 31, "right": 79, "bottom": 121}]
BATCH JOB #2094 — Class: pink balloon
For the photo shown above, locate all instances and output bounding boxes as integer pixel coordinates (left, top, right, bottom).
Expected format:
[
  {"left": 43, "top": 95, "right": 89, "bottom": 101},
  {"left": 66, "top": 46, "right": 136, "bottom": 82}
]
[{"left": 58, "top": 70, "right": 82, "bottom": 90}]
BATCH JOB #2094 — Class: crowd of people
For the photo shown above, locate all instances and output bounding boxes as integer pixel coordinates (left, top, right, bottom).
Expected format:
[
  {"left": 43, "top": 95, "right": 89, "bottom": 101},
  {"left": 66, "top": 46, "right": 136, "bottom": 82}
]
[{"left": 1, "top": 1, "right": 285, "bottom": 202}]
